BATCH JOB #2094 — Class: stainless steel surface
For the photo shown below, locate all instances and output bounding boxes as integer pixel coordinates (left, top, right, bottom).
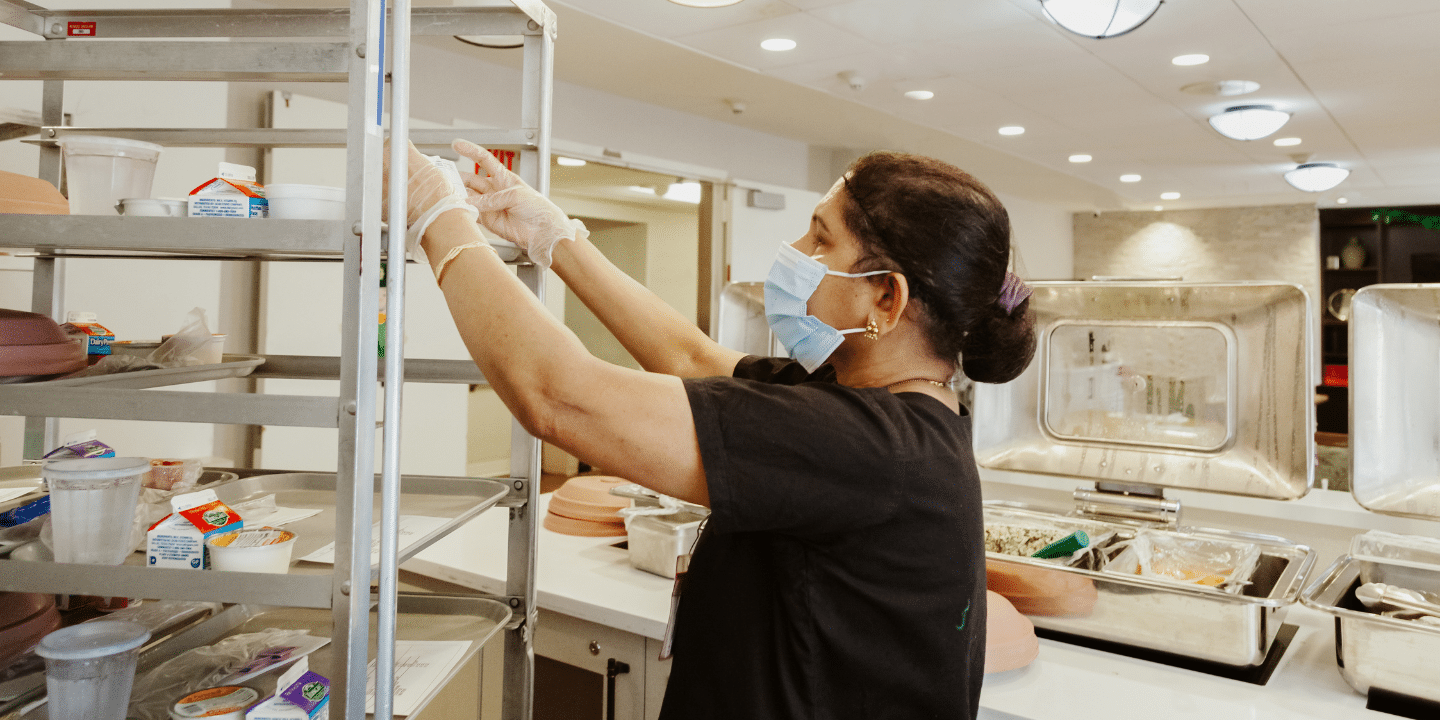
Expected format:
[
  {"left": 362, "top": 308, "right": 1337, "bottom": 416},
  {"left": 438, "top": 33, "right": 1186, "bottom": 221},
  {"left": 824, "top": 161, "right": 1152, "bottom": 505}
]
[
  {"left": 973, "top": 282, "right": 1314, "bottom": 500},
  {"left": 0, "top": 40, "right": 350, "bottom": 81},
  {"left": 377, "top": 3, "right": 414, "bottom": 715},
  {"left": 985, "top": 503, "right": 1315, "bottom": 667},
  {"left": 29, "top": 126, "right": 536, "bottom": 149},
  {"left": 1302, "top": 555, "right": 1440, "bottom": 702},
  {"left": 0, "top": 0, "right": 44, "bottom": 35},
  {"left": 0, "top": 215, "right": 346, "bottom": 255},
  {"left": 1349, "top": 284, "right": 1440, "bottom": 521},
  {"left": 253, "top": 353, "right": 487, "bottom": 385},
  {"left": 1072, "top": 486, "right": 1181, "bottom": 525},
  {"left": 39, "top": 354, "right": 264, "bottom": 388},
  {"left": 0, "top": 385, "right": 340, "bottom": 427},
  {"left": 9, "top": 6, "right": 534, "bottom": 39}
]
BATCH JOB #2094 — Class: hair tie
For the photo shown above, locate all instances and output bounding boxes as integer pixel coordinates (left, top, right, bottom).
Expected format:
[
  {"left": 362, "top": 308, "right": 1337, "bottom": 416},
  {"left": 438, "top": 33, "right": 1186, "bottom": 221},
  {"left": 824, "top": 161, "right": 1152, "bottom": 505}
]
[{"left": 997, "top": 272, "right": 1032, "bottom": 315}]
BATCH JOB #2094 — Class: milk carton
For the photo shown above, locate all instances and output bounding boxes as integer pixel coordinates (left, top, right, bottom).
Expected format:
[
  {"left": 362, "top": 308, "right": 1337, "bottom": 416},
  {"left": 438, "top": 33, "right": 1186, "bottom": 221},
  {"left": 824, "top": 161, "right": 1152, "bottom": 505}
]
[
  {"left": 246, "top": 658, "right": 330, "bottom": 720},
  {"left": 189, "top": 162, "right": 267, "bottom": 218},
  {"left": 146, "top": 489, "right": 243, "bottom": 569},
  {"left": 59, "top": 311, "right": 113, "bottom": 357}
]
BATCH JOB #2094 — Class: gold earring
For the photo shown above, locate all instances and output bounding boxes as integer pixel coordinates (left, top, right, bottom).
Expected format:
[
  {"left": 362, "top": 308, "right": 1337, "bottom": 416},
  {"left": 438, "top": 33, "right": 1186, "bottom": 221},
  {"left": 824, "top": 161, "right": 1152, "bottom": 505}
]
[{"left": 864, "top": 317, "right": 879, "bottom": 340}]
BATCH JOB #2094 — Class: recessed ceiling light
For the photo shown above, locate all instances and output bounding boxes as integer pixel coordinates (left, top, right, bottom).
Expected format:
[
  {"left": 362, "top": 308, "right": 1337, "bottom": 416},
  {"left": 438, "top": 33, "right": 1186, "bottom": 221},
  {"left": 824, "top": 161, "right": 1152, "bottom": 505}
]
[
  {"left": 1120, "top": 174, "right": 1141, "bottom": 183},
  {"left": 1069, "top": 154, "right": 1092, "bottom": 163},
  {"left": 1208, "top": 104, "right": 1291, "bottom": 140},
  {"left": 998, "top": 126, "right": 1025, "bottom": 136},
  {"left": 627, "top": 186, "right": 657, "bottom": 196},
  {"left": 1160, "top": 192, "right": 1180, "bottom": 200},
  {"left": 1154, "top": 205, "right": 1164, "bottom": 211},
  {"left": 1337, "top": 197, "right": 1349, "bottom": 204},
  {"left": 668, "top": 0, "right": 743, "bottom": 6},
  {"left": 1273, "top": 137, "right": 1302, "bottom": 147},
  {"left": 904, "top": 90, "right": 934, "bottom": 100},
  {"left": 1172, "top": 54, "right": 1209, "bottom": 66},
  {"left": 555, "top": 156, "right": 586, "bottom": 167},
  {"left": 760, "top": 38, "right": 796, "bottom": 51},
  {"left": 1284, "top": 163, "right": 1349, "bottom": 192}
]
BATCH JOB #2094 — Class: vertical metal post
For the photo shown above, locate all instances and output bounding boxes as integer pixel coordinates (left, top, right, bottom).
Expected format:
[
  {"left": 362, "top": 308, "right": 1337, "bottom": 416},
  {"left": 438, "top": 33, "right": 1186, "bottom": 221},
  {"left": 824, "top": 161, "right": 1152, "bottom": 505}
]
[
  {"left": 376, "top": 0, "right": 412, "bottom": 717},
  {"left": 502, "top": 16, "right": 554, "bottom": 720},
  {"left": 335, "top": 0, "right": 386, "bottom": 716},
  {"left": 23, "top": 77, "right": 68, "bottom": 459}
]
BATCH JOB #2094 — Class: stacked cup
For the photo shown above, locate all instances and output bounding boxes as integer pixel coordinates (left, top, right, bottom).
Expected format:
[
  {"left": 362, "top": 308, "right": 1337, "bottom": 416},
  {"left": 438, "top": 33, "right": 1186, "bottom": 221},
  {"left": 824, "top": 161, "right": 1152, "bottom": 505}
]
[{"left": 42, "top": 457, "right": 148, "bottom": 565}]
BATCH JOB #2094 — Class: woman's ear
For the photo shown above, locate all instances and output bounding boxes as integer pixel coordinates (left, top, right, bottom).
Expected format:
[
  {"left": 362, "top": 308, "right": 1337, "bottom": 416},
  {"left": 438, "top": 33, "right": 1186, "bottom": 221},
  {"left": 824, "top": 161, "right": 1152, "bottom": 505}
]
[{"left": 876, "top": 273, "right": 910, "bottom": 334}]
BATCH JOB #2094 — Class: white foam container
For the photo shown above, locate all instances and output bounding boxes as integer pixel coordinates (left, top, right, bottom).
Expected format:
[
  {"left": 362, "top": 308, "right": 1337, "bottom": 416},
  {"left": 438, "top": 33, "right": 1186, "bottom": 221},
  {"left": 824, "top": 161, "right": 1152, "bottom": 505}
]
[
  {"left": 57, "top": 136, "right": 163, "bottom": 215},
  {"left": 36, "top": 620, "right": 151, "bottom": 720},
  {"left": 206, "top": 526, "right": 297, "bottom": 573},
  {"left": 42, "top": 457, "right": 147, "bottom": 565},
  {"left": 264, "top": 184, "right": 345, "bottom": 220}
]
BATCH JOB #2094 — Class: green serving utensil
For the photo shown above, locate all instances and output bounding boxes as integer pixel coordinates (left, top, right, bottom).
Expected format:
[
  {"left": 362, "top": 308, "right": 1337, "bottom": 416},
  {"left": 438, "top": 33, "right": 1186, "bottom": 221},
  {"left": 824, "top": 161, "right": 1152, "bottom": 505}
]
[{"left": 1031, "top": 530, "right": 1089, "bottom": 559}]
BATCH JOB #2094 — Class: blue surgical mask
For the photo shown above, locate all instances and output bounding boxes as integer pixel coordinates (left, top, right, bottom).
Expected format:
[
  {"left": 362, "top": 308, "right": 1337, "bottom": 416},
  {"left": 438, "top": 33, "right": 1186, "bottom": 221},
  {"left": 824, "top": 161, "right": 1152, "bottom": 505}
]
[{"left": 764, "top": 242, "right": 890, "bottom": 372}]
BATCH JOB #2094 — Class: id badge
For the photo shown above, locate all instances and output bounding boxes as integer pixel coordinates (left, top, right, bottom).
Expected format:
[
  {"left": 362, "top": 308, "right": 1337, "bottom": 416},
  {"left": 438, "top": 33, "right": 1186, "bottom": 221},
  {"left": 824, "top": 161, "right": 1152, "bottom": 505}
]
[{"left": 659, "top": 552, "right": 690, "bottom": 661}]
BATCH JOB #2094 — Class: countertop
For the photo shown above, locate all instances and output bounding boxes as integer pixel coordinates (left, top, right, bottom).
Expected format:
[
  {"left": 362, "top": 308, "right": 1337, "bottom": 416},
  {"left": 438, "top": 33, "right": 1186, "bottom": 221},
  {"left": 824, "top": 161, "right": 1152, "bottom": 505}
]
[{"left": 403, "top": 474, "right": 1427, "bottom": 720}]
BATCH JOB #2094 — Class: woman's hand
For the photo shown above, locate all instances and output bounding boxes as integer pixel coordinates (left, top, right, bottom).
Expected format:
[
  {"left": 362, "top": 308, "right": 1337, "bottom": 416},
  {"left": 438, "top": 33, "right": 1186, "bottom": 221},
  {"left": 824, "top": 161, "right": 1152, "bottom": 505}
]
[
  {"left": 453, "top": 139, "right": 582, "bottom": 271},
  {"left": 381, "top": 140, "right": 477, "bottom": 264}
]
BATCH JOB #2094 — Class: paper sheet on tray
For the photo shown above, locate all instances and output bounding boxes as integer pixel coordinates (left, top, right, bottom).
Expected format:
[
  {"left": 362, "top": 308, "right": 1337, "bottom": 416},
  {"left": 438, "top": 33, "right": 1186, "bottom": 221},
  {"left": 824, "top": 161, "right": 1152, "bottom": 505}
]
[
  {"left": 298, "top": 515, "right": 449, "bottom": 565},
  {"left": 0, "top": 487, "right": 37, "bottom": 505},
  {"left": 365, "top": 640, "right": 472, "bottom": 716}
]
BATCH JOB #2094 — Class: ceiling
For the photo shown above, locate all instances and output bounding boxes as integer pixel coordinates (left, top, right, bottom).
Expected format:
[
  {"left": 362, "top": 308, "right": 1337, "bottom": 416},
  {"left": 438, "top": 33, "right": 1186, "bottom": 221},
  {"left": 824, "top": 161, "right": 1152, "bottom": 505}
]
[{"left": 452, "top": 0, "right": 1440, "bottom": 211}]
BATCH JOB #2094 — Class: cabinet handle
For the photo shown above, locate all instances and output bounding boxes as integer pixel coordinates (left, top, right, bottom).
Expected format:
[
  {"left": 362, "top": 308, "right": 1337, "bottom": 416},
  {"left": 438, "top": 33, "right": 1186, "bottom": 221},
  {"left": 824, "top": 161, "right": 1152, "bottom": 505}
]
[{"left": 606, "top": 658, "right": 631, "bottom": 720}]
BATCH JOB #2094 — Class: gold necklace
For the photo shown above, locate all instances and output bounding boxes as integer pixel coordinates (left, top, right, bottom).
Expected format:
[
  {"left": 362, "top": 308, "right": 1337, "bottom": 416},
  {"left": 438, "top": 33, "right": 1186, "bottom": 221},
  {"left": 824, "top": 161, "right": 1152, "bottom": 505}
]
[{"left": 885, "top": 377, "right": 949, "bottom": 389}]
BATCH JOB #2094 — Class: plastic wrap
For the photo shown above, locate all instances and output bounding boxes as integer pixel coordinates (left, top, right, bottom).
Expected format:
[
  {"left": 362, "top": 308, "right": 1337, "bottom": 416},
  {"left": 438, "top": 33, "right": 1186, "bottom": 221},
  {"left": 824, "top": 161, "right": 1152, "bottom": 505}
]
[
  {"left": 127, "top": 629, "right": 326, "bottom": 720},
  {"left": 83, "top": 600, "right": 220, "bottom": 636},
  {"left": 1103, "top": 530, "right": 1261, "bottom": 593},
  {"left": 1351, "top": 530, "right": 1440, "bottom": 571},
  {"left": 64, "top": 307, "right": 219, "bottom": 379}
]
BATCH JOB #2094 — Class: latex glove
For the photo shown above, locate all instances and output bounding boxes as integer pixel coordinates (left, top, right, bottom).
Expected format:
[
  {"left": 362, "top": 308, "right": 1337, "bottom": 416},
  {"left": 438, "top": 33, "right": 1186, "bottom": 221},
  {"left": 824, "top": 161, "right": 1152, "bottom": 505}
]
[
  {"left": 452, "top": 139, "right": 587, "bottom": 271},
  {"left": 382, "top": 140, "right": 478, "bottom": 265}
]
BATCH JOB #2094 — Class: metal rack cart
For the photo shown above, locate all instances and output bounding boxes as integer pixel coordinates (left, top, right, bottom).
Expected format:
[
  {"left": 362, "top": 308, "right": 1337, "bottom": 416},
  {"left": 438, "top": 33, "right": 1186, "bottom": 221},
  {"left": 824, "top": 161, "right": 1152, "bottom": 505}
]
[{"left": 0, "top": 1, "right": 554, "bottom": 717}]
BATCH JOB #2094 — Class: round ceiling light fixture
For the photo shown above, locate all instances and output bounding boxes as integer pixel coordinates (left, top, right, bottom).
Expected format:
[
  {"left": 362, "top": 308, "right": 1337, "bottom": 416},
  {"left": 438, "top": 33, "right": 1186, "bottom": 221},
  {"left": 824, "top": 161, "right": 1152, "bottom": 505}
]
[
  {"left": 668, "top": 0, "right": 743, "bottom": 6},
  {"left": 1273, "top": 137, "right": 1302, "bottom": 147},
  {"left": 1069, "top": 154, "right": 1092, "bottom": 163},
  {"left": 1039, "top": 0, "right": 1163, "bottom": 39},
  {"left": 1284, "top": 163, "right": 1349, "bottom": 192},
  {"left": 760, "top": 38, "right": 797, "bottom": 51},
  {"left": 1172, "top": 54, "right": 1208, "bottom": 66},
  {"left": 904, "top": 90, "right": 935, "bottom": 100},
  {"left": 1160, "top": 192, "right": 1180, "bottom": 200},
  {"left": 1337, "top": 197, "right": 1349, "bottom": 204},
  {"left": 1208, "top": 104, "right": 1291, "bottom": 140},
  {"left": 1120, "top": 174, "right": 1141, "bottom": 183},
  {"left": 999, "top": 126, "right": 1025, "bottom": 136}
]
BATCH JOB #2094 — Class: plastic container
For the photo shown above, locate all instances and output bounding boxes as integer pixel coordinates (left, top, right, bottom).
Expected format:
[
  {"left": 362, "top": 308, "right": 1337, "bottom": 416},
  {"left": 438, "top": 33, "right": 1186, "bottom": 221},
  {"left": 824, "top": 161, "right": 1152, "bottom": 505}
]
[
  {"left": 57, "top": 136, "right": 163, "bottom": 215},
  {"left": 170, "top": 685, "right": 260, "bottom": 719},
  {"left": 264, "top": 184, "right": 345, "bottom": 220},
  {"left": 206, "top": 526, "right": 297, "bottom": 573},
  {"left": 117, "top": 197, "right": 187, "bottom": 217},
  {"left": 35, "top": 620, "right": 151, "bottom": 720},
  {"left": 42, "top": 457, "right": 148, "bottom": 565}
]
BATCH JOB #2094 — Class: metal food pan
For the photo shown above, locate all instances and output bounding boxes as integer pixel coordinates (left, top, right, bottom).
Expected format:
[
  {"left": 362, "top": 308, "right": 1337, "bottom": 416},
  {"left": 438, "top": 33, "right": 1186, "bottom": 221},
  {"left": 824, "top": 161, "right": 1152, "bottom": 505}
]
[
  {"left": 985, "top": 503, "right": 1315, "bottom": 667},
  {"left": 1301, "top": 555, "right": 1440, "bottom": 703}
]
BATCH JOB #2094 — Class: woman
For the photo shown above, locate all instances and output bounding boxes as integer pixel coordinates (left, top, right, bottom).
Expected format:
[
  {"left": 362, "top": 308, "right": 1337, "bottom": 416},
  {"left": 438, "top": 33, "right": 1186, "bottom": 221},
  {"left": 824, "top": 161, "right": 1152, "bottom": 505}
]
[{"left": 390, "top": 140, "right": 1037, "bottom": 719}]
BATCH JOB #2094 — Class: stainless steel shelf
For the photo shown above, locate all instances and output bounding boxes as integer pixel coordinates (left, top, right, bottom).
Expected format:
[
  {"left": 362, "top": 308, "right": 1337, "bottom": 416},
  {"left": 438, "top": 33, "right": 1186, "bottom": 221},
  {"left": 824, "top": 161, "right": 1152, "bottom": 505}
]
[
  {"left": 28, "top": 126, "right": 538, "bottom": 150},
  {"left": 256, "top": 354, "right": 488, "bottom": 386},
  {"left": 0, "top": 40, "right": 350, "bottom": 81},
  {"left": 0, "top": 385, "right": 340, "bottom": 427},
  {"left": 3, "top": 4, "right": 550, "bottom": 39},
  {"left": 0, "top": 559, "right": 335, "bottom": 608},
  {"left": 0, "top": 214, "right": 346, "bottom": 255}
]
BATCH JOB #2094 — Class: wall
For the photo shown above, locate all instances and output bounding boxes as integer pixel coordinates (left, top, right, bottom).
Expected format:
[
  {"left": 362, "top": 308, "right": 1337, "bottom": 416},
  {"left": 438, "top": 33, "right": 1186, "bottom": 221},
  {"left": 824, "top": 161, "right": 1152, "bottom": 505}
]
[{"left": 1072, "top": 203, "right": 1321, "bottom": 375}]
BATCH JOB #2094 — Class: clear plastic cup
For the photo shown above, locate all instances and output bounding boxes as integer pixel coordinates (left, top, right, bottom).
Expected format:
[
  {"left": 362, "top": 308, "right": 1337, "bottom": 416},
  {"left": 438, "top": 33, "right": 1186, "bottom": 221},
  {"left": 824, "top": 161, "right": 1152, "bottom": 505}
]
[
  {"left": 42, "top": 457, "right": 148, "bottom": 565},
  {"left": 35, "top": 620, "right": 150, "bottom": 720},
  {"left": 57, "top": 135, "right": 163, "bottom": 215}
]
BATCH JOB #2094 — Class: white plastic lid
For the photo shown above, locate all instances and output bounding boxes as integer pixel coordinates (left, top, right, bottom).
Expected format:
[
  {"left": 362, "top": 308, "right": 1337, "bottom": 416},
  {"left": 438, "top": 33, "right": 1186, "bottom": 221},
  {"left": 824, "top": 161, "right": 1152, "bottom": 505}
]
[
  {"left": 264, "top": 184, "right": 345, "bottom": 202},
  {"left": 56, "top": 135, "right": 164, "bottom": 157},
  {"left": 36, "top": 620, "right": 150, "bottom": 661},
  {"left": 42, "top": 456, "right": 150, "bottom": 482}
]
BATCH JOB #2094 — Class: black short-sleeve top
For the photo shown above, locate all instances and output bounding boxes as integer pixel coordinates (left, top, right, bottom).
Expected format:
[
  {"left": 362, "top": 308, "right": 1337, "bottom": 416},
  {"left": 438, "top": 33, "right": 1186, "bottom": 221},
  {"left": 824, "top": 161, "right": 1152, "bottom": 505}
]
[{"left": 660, "top": 355, "right": 987, "bottom": 720}]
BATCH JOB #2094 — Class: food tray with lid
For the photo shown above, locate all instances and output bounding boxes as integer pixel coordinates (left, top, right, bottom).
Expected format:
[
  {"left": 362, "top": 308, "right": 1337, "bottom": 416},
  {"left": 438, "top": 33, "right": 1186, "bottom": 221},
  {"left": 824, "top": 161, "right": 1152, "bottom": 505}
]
[
  {"left": 1300, "top": 284, "right": 1440, "bottom": 703},
  {"left": 973, "top": 282, "right": 1317, "bottom": 667}
]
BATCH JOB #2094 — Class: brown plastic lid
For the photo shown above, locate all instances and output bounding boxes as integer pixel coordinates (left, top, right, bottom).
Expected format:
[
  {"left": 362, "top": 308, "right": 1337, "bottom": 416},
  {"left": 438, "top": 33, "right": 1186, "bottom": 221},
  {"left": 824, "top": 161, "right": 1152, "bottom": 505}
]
[
  {"left": 543, "top": 511, "right": 627, "bottom": 537},
  {"left": 553, "top": 475, "right": 631, "bottom": 507},
  {"left": 0, "top": 170, "right": 68, "bottom": 215},
  {"left": 0, "top": 309, "right": 86, "bottom": 378}
]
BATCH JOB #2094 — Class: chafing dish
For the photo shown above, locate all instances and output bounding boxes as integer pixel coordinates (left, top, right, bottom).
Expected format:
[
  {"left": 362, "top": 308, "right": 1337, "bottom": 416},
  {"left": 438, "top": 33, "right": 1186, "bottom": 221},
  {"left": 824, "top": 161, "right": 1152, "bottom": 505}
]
[
  {"left": 1301, "top": 284, "right": 1440, "bottom": 702},
  {"left": 975, "top": 282, "right": 1317, "bottom": 667}
]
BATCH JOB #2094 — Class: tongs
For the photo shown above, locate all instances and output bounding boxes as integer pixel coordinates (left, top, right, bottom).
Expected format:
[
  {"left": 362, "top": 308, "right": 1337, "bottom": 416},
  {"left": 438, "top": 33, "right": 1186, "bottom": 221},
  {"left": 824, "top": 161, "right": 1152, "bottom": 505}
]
[{"left": 1356, "top": 582, "right": 1440, "bottom": 625}]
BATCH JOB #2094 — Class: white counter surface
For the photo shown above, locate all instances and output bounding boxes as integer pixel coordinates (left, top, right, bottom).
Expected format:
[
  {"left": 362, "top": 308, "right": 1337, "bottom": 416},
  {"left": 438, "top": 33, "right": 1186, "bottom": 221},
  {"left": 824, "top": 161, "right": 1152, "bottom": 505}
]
[{"left": 405, "top": 483, "right": 1418, "bottom": 720}]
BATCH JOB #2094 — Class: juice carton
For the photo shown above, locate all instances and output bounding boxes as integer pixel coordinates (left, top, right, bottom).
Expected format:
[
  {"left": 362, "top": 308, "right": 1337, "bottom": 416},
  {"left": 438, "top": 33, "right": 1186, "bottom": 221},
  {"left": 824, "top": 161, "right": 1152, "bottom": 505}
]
[
  {"left": 59, "top": 311, "right": 113, "bottom": 357},
  {"left": 189, "top": 162, "right": 267, "bottom": 218},
  {"left": 146, "top": 489, "right": 243, "bottom": 569},
  {"left": 247, "top": 657, "right": 330, "bottom": 720}
]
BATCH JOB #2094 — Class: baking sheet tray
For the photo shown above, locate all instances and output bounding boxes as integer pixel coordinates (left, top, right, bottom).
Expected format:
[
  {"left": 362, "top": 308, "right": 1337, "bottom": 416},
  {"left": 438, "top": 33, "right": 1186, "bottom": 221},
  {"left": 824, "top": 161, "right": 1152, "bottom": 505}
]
[
  {"left": 41, "top": 354, "right": 265, "bottom": 389},
  {"left": 985, "top": 502, "right": 1314, "bottom": 667}
]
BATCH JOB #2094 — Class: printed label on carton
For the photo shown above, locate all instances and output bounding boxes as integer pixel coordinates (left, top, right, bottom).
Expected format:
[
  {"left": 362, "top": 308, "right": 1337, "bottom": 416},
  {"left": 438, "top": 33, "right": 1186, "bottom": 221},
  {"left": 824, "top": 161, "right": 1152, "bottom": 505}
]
[
  {"left": 247, "top": 657, "right": 330, "bottom": 720},
  {"left": 146, "top": 489, "right": 242, "bottom": 569},
  {"left": 60, "top": 321, "right": 114, "bottom": 356},
  {"left": 189, "top": 177, "right": 268, "bottom": 219}
]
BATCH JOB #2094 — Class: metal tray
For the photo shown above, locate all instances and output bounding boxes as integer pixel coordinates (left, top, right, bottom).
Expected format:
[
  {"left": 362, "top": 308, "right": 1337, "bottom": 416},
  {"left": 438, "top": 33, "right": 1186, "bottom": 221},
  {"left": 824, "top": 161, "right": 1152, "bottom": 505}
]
[
  {"left": 1301, "top": 555, "right": 1440, "bottom": 703},
  {"left": 0, "top": 471, "right": 510, "bottom": 608},
  {"left": 985, "top": 502, "right": 1315, "bottom": 667},
  {"left": 42, "top": 354, "right": 265, "bottom": 389},
  {"left": 1350, "top": 284, "right": 1440, "bottom": 521},
  {"left": 974, "top": 282, "right": 1314, "bottom": 500}
]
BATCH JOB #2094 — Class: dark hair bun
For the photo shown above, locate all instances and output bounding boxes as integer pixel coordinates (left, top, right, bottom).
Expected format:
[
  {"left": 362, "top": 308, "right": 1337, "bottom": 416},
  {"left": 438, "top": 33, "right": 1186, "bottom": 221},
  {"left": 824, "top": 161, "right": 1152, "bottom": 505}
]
[{"left": 839, "top": 151, "right": 1038, "bottom": 384}]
